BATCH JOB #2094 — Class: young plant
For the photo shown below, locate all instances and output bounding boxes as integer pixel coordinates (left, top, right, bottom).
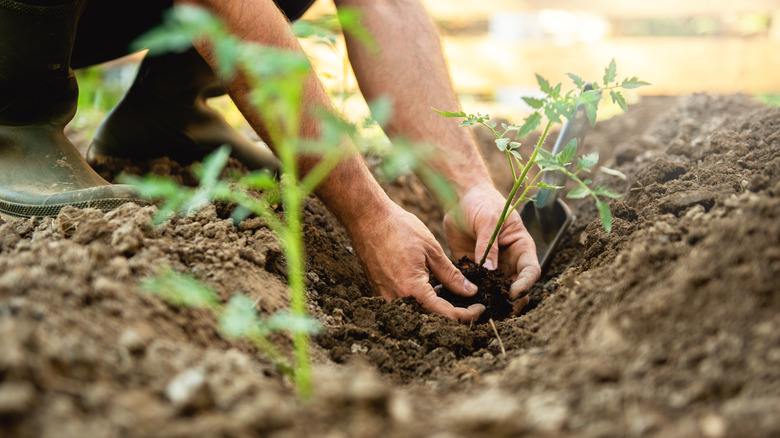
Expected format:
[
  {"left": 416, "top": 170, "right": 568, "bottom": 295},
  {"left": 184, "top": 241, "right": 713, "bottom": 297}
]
[
  {"left": 141, "top": 267, "right": 320, "bottom": 378},
  {"left": 437, "top": 59, "right": 648, "bottom": 266},
  {"left": 122, "top": 4, "right": 375, "bottom": 398}
]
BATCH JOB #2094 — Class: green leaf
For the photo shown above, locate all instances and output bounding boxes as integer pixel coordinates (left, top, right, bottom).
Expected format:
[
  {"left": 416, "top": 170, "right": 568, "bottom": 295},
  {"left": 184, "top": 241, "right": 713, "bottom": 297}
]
[
  {"left": 336, "top": 8, "right": 378, "bottom": 53},
  {"left": 603, "top": 58, "right": 617, "bottom": 85},
  {"left": 195, "top": 145, "right": 231, "bottom": 187},
  {"left": 239, "top": 171, "right": 277, "bottom": 190},
  {"left": 367, "top": 96, "right": 393, "bottom": 127},
  {"left": 495, "top": 138, "right": 511, "bottom": 152},
  {"left": 141, "top": 269, "right": 219, "bottom": 308},
  {"left": 584, "top": 101, "right": 598, "bottom": 127},
  {"left": 621, "top": 76, "right": 651, "bottom": 89},
  {"left": 577, "top": 152, "right": 599, "bottom": 172},
  {"left": 266, "top": 311, "right": 322, "bottom": 335},
  {"left": 534, "top": 146, "right": 562, "bottom": 170},
  {"left": 537, "top": 182, "right": 563, "bottom": 190},
  {"left": 536, "top": 74, "right": 554, "bottom": 97},
  {"left": 221, "top": 295, "right": 260, "bottom": 338},
  {"left": 594, "top": 186, "right": 622, "bottom": 198},
  {"left": 522, "top": 96, "right": 546, "bottom": 109},
  {"left": 508, "top": 141, "right": 522, "bottom": 150},
  {"left": 567, "top": 185, "right": 590, "bottom": 199},
  {"left": 509, "top": 149, "right": 523, "bottom": 162},
  {"left": 558, "top": 138, "right": 578, "bottom": 164},
  {"left": 433, "top": 108, "right": 467, "bottom": 118},
  {"left": 515, "top": 112, "right": 542, "bottom": 139},
  {"left": 597, "top": 200, "right": 613, "bottom": 232},
  {"left": 544, "top": 105, "right": 562, "bottom": 124},
  {"left": 567, "top": 72, "right": 586, "bottom": 88},
  {"left": 610, "top": 90, "right": 628, "bottom": 111}
]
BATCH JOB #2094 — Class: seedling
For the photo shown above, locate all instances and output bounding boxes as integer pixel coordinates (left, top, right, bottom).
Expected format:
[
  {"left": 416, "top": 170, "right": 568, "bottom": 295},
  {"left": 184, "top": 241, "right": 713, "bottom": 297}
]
[{"left": 437, "top": 60, "right": 648, "bottom": 266}]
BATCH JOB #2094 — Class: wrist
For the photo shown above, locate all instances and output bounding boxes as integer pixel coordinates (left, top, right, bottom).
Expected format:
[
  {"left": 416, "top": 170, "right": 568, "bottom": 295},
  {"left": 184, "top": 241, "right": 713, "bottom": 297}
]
[{"left": 314, "top": 154, "right": 396, "bottom": 235}]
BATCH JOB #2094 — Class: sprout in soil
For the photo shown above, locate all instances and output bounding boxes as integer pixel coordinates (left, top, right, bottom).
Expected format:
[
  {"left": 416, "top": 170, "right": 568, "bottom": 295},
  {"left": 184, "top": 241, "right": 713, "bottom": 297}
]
[{"left": 436, "top": 59, "right": 649, "bottom": 267}]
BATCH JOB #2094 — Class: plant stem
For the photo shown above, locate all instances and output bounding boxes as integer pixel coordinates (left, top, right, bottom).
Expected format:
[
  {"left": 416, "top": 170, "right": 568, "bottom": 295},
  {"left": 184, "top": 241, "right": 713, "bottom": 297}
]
[{"left": 479, "top": 120, "right": 554, "bottom": 266}]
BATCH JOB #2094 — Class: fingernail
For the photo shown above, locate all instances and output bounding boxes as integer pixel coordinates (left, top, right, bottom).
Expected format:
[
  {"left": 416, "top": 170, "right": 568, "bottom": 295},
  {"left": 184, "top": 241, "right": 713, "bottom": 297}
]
[
  {"left": 464, "top": 279, "right": 478, "bottom": 294},
  {"left": 483, "top": 260, "right": 495, "bottom": 271}
]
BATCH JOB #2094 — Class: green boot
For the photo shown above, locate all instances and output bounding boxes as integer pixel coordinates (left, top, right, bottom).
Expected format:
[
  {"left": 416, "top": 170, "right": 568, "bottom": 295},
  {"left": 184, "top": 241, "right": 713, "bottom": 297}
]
[
  {"left": 88, "top": 48, "right": 279, "bottom": 171},
  {"left": 0, "top": 0, "right": 146, "bottom": 218}
]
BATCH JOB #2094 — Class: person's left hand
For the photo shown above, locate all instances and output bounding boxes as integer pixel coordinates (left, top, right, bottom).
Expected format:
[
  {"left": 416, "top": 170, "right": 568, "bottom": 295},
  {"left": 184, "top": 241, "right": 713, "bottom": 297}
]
[{"left": 443, "top": 184, "right": 541, "bottom": 312}]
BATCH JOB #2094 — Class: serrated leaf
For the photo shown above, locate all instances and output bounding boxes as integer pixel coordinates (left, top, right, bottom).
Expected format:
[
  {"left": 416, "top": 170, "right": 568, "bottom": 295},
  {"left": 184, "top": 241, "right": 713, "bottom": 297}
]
[
  {"left": 536, "top": 74, "right": 554, "bottom": 96},
  {"left": 537, "top": 182, "right": 564, "bottom": 190},
  {"left": 196, "top": 145, "right": 231, "bottom": 187},
  {"left": 509, "top": 149, "right": 523, "bottom": 162},
  {"left": 433, "top": 108, "right": 467, "bottom": 118},
  {"left": 266, "top": 311, "right": 322, "bottom": 335},
  {"left": 594, "top": 186, "right": 622, "bottom": 198},
  {"left": 599, "top": 166, "right": 628, "bottom": 180},
  {"left": 567, "top": 185, "right": 590, "bottom": 199},
  {"left": 534, "top": 146, "right": 560, "bottom": 169},
  {"left": 610, "top": 90, "right": 628, "bottom": 111},
  {"left": 621, "top": 76, "right": 651, "bottom": 89},
  {"left": 557, "top": 138, "right": 578, "bottom": 164},
  {"left": 567, "top": 72, "right": 586, "bottom": 88},
  {"left": 515, "top": 112, "right": 542, "bottom": 139},
  {"left": 239, "top": 171, "right": 277, "bottom": 190},
  {"left": 603, "top": 58, "right": 617, "bottom": 85},
  {"left": 552, "top": 82, "right": 562, "bottom": 99},
  {"left": 522, "top": 96, "right": 546, "bottom": 109},
  {"left": 544, "top": 105, "right": 562, "bottom": 124},
  {"left": 577, "top": 152, "right": 599, "bottom": 171},
  {"left": 367, "top": 97, "right": 393, "bottom": 127},
  {"left": 585, "top": 101, "right": 598, "bottom": 127},
  {"left": 495, "top": 138, "right": 511, "bottom": 152},
  {"left": 141, "top": 269, "right": 219, "bottom": 308},
  {"left": 597, "top": 200, "right": 613, "bottom": 232},
  {"left": 221, "top": 295, "right": 260, "bottom": 338}
]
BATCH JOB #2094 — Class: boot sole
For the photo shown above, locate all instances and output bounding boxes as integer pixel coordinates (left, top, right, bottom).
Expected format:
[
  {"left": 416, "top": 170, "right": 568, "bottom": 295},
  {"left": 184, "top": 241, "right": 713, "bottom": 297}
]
[{"left": 0, "top": 185, "right": 150, "bottom": 219}]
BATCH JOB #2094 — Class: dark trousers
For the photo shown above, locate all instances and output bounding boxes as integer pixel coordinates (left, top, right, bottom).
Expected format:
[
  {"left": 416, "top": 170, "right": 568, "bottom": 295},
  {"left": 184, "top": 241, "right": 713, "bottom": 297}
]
[{"left": 71, "top": 0, "right": 316, "bottom": 69}]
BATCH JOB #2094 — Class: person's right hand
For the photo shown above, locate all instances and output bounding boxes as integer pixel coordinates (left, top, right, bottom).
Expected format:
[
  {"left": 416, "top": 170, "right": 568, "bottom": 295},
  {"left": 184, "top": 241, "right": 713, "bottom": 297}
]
[
  {"left": 443, "top": 184, "right": 541, "bottom": 312},
  {"left": 347, "top": 202, "right": 485, "bottom": 322}
]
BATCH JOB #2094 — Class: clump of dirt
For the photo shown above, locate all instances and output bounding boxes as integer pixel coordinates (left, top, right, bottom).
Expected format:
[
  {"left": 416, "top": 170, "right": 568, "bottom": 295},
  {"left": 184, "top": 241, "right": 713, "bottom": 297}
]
[
  {"left": 436, "top": 257, "right": 514, "bottom": 322},
  {"left": 2, "top": 93, "right": 780, "bottom": 438}
]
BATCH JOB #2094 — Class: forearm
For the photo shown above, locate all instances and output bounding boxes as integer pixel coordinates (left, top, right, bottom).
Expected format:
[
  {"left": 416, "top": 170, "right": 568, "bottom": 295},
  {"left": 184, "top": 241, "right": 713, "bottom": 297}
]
[
  {"left": 178, "top": 0, "right": 395, "bottom": 230},
  {"left": 335, "top": 0, "right": 493, "bottom": 196}
]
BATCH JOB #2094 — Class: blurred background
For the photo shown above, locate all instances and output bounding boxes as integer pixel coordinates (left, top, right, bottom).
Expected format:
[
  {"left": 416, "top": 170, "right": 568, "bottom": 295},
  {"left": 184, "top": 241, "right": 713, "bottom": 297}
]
[{"left": 72, "top": 0, "right": 780, "bottom": 140}]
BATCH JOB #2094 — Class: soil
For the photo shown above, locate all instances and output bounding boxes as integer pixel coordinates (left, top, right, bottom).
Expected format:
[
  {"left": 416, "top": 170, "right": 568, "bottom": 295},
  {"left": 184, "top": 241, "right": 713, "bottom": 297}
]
[{"left": 2, "top": 94, "right": 780, "bottom": 437}]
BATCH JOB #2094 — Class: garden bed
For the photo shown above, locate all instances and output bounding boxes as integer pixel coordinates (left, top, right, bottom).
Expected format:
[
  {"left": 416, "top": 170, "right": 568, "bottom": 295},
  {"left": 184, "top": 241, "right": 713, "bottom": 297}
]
[{"left": 1, "top": 94, "right": 778, "bottom": 437}]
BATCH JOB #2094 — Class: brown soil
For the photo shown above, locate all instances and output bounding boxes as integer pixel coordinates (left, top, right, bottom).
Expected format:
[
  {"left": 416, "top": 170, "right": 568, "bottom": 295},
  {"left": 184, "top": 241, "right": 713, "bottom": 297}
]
[{"left": 2, "top": 94, "right": 779, "bottom": 437}]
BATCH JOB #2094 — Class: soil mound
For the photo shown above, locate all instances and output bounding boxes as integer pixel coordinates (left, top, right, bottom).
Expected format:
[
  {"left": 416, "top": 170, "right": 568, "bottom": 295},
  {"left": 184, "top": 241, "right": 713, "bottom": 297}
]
[{"left": 1, "top": 94, "right": 778, "bottom": 437}]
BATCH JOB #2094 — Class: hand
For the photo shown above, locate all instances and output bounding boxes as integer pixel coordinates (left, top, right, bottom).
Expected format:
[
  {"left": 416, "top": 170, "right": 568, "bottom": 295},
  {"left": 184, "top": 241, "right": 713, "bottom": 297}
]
[
  {"left": 444, "top": 185, "right": 541, "bottom": 312},
  {"left": 349, "top": 202, "right": 485, "bottom": 322}
]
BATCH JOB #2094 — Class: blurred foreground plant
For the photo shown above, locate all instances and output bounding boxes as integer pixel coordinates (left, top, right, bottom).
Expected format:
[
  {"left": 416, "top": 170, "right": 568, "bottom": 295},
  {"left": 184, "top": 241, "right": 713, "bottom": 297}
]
[{"left": 122, "top": 4, "right": 376, "bottom": 398}]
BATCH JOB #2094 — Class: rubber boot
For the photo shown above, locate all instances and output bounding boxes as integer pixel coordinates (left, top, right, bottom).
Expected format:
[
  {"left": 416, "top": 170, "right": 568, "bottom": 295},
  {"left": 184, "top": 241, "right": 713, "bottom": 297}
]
[
  {"left": 0, "top": 0, "right": 146, "bottom": 218},
  {"left": 88, "top": 48, "right": 279, "bottom": 171}
]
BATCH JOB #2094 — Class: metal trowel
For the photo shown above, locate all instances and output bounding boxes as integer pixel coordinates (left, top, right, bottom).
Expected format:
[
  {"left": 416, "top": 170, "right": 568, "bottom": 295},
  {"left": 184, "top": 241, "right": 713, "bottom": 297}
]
[{"left": 519, "top": 96, "right": 593, "bottom": 271}]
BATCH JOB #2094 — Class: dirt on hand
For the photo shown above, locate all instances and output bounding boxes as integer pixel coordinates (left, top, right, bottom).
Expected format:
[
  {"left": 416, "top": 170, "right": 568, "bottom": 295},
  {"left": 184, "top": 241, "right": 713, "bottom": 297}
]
[{"left": 1, "top": 94, "right": 779, "bottom": 438}]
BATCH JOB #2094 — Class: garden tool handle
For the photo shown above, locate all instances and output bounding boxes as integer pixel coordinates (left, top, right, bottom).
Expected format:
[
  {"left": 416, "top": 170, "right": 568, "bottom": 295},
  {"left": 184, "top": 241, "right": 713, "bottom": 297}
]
[{"left": 535, "top": 84, "right": 595, "bottom": 208}]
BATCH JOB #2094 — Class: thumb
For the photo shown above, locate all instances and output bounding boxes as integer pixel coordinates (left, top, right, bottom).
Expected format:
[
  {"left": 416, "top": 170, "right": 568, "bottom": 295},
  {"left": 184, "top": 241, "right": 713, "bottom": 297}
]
[{"left": 474, "top": 224, "right": 499, "bottom": 271}]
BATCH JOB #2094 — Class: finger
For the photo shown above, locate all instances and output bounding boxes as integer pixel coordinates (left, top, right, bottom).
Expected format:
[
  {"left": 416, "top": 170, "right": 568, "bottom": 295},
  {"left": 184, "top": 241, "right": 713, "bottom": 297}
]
[
  {"left": 427, "top": 247, "right": 478, "bottom": 297},
  {"left": 474, "top": 223, "right": 499, "bottom": 271},
  {"left": 509, "top": 263, "right": 541, "bottom": 300},
  {"left": 416, "top": 286, "right": 485, "bottom": 322},
  {"left": 509, "top": 295, "right": 531, "bottom": 316}
]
